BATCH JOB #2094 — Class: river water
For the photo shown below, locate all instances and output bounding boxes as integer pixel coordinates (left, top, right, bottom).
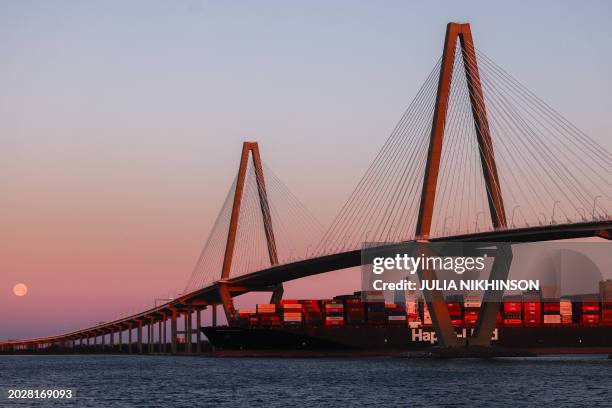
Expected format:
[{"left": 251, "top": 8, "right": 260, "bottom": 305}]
[{"left": 1, "top": 354, "right": 610, "bottom": 407}]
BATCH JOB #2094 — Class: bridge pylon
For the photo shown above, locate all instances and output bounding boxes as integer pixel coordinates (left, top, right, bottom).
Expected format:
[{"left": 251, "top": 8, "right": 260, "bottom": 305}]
[
  {"left": 415, "top": 22, "right": 509, "bottom": 348},
  {"left": 218, "top": 141, "right": 282, "bottom": 321}
]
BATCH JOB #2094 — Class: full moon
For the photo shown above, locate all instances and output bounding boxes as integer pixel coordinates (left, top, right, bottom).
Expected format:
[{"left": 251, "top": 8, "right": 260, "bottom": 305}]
[{"left": 13, "top": 283, "right": 28, "bottom": 297}]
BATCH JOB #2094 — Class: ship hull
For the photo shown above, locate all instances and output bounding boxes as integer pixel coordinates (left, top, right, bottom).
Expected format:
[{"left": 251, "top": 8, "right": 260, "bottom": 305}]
[{"left": 203, "top": 326, "right": 612, "bottom": 352}]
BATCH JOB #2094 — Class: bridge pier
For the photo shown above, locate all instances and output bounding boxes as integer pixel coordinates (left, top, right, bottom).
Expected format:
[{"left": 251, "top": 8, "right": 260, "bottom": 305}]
[
  {"left": 183, "top": 309, "right": 191, "bottom": 354},
  {"left": 137, "top": 321, "right": 143, "bottom": 354},
  {"left": 118, "top": 328, "right": 123, "bottom": 353},
  {"left": 148, "top": 318, "right": 154, "bottom": 353},
  {"left": 163, "top": 318, "right": 167, "bottom": 353},
  {"left": 127, "top": 323, "right": 133, "bottom": 353},
  {"left": 196, "top": 308, "right": 202, "bottom": 353},
  {"left": 186, "top": 307, "right": 193, "bottom": 353},
  {"left": 110, "top": 330, "right": 114, "bottom": 352},
  {"left": 158, "top": 318, "right": 163, "bottom": 353},
  {"left": 471, "top": 245, "right": 513, "bottom": 346},
  {"left": 171, "top": 310, "right": 178, "bottom": 354},
  {"left": 218, "top": 284, "right": 235, "bottom": 324},
  {"left": 152, "top": 320, "right": 156, "bottom": 353},
  {"left": 415, "top": 244, "right": 460, "bottom": 347},
  {"left": 149, "top": 320, "right": 154, "bottom": 352},
  {"left": 212, "top": 305, "right": 217, "bottom": 327},
  {"left": 270, "top": 283, "right": 284, "bottom": 304}
]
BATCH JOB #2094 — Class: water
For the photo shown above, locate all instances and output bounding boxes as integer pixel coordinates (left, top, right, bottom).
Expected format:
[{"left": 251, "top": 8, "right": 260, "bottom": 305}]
[{"left": 1, "top": 354, "right": 611, "bottom": 407}]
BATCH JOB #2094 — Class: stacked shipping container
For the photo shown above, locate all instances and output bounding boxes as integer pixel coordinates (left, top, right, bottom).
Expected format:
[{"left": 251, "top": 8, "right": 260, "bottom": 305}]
[
  {"left": 543, "top": 300, "right": 561, "bottom": 325},
  {"left": 281, "top": 300, "right": 302, "bottom": 325},
  {"left": 386, "top": 303, "right": 407, "bottom": 326},
  {"left": 560, "top": 300, "right": 572, "bottom": 325},
  {"left": 463, "top": 295, "right": 481, "bottom": 327},
  {"left": 601, "top": 280, "right": 612, "bottom": 326},
  {"left": 523, "top": 294, "right": 542, "bottom": 326},
  {"left": 300, "top": 300, "right": 323, "bottom": 326},
  {"left": 256, "top": 304, "right": 280, "bottom": 326},
  {"left": 580, "top": 295, "right": 600, "bottom": 326},
  {"left": 503, "top": 295, "right": 522, "bottom": 326},
  {"left": 237, "top": 284, "right": 612, "bottom": 330},
  {"left": 324, "top": 300, "right": 344, "bottom": 327},
  {"left": 344, "top": 298, "right": 365, "bottom": 325}
]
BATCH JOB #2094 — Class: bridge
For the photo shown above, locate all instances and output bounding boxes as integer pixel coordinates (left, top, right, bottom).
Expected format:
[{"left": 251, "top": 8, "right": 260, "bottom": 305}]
[{"left": 2, "top": 22, "right": 611, "bottom": 354}]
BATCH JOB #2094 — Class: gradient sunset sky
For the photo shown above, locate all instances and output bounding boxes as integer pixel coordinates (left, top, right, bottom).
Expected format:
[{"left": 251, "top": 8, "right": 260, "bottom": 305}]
[{"left": 1, "top": 1, "right": 611, "bottom": 339}]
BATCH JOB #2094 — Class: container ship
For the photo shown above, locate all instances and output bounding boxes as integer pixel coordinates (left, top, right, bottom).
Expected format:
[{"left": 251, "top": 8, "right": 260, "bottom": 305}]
[{"left": 203, "top": 280, "right": 612, "bottom": 353}]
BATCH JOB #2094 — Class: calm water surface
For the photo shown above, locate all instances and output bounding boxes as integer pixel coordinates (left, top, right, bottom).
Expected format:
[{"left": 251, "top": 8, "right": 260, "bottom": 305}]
[{"left": 1, "top": 354, "right": 610, "bottom": 407}]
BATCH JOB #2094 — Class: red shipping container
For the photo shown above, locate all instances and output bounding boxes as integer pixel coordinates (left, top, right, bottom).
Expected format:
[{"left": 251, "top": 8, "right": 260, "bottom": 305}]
[
  {"left": 543, "top": 302, "right": 560, "bottom": 313},
  {"left": 504, "top": 302, "right": 521, "bottom": 312},
  {"left": 325, "top": 316, "right": 344, "bottom": 327},
  {"left": 523, "top": 302, "right": 541, "bottom": 310},
  {"left": 503, "top": 318, "right": 522, "bottom": 326},
  {"left": 581, "top": 315, "right": 600, "bottom": 326}
]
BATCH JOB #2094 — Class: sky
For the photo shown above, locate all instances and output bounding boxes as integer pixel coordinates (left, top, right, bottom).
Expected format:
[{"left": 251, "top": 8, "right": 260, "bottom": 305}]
[{"left": 1, "top": 1, "right": 611, "bottom": 338}]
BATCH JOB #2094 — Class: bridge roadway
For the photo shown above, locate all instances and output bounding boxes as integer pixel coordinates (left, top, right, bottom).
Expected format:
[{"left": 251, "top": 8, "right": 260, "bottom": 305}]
[{"left": 2, "top": 220, "right": 610, "bottom": 352}]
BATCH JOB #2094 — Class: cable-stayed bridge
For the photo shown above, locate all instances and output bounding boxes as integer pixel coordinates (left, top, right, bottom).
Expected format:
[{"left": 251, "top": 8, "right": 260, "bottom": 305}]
[{"left": 2, "top": 22, "right": 611, "bottom": 353}]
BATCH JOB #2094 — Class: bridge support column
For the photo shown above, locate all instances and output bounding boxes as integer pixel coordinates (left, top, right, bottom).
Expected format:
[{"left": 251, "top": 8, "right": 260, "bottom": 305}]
[
  {"left": 110, "top": 330, "right": 114, "bottom": 352},
  {"left": 163, "top": 318, "right": 167, "bottom": 353},
  {"left": 118, "top": 329, "right": 122, "bottom": 352},
  {"left": 188, "top": 307, "right": 193, "bottom": 353},
  {"left": 101, "top": 332, "right": 106, "bottom": 352},
  {"left": 471, "top": 245, "right": 513, "bottom": 346},
  {"left": 158, "top": 319, "right": 163, "bottom": 353},
  {"left": 184, "top": 310, "right": 192, "bottom": 353},
  {"left": 218, "top": 284, "right": 235, "bottom": 323},
  {"left": 171, "top": 310, "right": 178, "bottom": 355},
  {"left": 128, "top": 323, "right": 132, "bottom": 354},
  {"left": 196, "top": 308, "right": 202, "bottom": 353},
  {"left": 137, "top": 322, "right": 143, "bottom": 354},
  {"left": 212, "top": 305, "right": 217, "bottom": 327},
  {"left": 415, "top": 244, "right": 460, "bottom": 347},
  {"left": 270, "top": 284, "right": 284, "bottom": 305},
  {"left": 148, "top": 318, "right": 154, "bottom": 353},
  {"left": 419, "top": 275, "right": 460, "bottom": 347}
]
